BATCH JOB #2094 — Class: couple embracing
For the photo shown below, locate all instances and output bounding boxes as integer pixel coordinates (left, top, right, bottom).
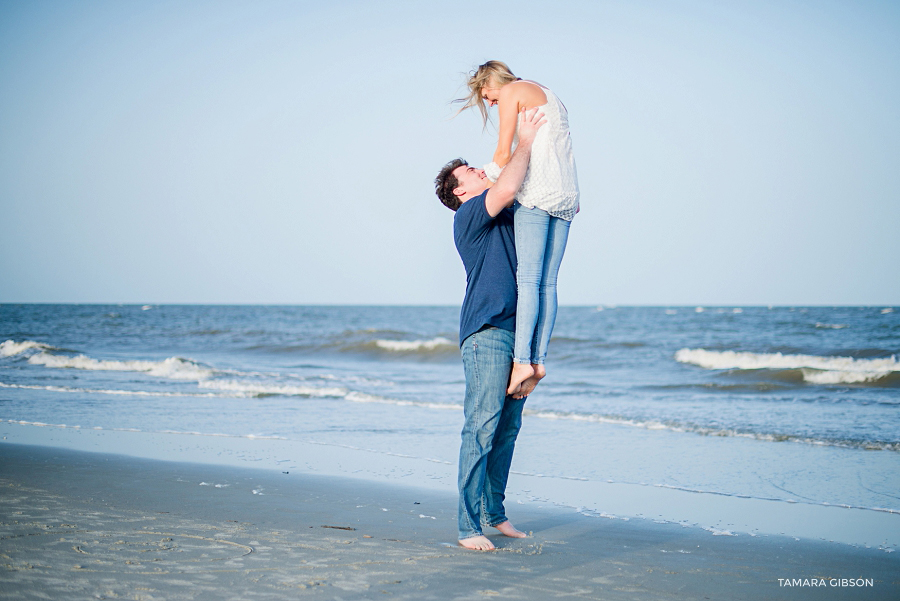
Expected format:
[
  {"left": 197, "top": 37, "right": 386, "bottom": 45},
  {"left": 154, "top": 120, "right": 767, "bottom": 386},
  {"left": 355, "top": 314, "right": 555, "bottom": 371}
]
[{"left": 434, "top": 61, "right": 579, "bottom": 550}]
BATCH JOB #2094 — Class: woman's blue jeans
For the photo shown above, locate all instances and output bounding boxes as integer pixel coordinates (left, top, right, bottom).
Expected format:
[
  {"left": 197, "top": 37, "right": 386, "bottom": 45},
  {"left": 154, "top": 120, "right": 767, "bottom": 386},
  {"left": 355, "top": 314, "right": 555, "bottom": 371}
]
[
  {"left": 458, "top": 327, "right": 526, "bottom": 540},
  {"left": 513, "top": 203, "right": 571, "bottom": 365}
]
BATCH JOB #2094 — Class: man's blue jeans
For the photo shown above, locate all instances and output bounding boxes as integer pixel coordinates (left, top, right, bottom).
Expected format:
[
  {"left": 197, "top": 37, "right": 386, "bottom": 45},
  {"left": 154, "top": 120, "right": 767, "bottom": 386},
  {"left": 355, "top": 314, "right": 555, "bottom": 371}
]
[{"left": 458, "top": 326, "right": 526, "bottom": 540}]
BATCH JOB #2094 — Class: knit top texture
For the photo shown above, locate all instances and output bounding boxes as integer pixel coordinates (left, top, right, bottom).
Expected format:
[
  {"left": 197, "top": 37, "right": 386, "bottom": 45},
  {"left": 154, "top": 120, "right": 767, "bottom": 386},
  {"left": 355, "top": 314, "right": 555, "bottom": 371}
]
[{"left": 484, "top": 83, "right": 579, "bottom": 220}]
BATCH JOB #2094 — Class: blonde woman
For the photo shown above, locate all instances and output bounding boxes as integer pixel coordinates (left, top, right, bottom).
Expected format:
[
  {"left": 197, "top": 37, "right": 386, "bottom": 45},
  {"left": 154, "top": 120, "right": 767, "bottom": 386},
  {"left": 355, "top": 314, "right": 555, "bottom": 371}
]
[{"left": 458, "top": 61, "right": 579, "bottom": 397}]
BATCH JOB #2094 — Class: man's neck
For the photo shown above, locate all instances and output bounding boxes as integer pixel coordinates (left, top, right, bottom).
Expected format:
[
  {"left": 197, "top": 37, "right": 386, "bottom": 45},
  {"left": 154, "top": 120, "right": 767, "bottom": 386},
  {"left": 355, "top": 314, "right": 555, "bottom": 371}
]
[{"left": 463, "top": 183, "right": 491, "bottom": 203}]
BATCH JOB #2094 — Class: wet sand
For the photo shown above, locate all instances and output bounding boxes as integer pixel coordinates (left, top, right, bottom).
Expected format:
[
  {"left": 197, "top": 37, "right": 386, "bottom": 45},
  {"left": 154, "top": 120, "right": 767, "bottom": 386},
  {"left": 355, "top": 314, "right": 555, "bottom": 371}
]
[{"left": 1, "top": 443, "right": 896, "bottom": 600}]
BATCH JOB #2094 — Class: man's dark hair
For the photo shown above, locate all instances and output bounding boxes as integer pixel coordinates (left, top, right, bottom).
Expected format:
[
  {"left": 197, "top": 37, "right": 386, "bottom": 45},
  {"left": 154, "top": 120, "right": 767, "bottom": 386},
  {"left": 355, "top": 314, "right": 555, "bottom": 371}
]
[{"left": 434, "top": 158, "right": 468, "bottom": 211}]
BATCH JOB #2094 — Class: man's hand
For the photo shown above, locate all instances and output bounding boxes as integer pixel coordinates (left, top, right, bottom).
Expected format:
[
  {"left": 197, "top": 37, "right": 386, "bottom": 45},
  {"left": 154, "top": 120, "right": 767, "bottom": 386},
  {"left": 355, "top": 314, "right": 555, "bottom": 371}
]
[
  {"left": 483, "top": 108, "right": 545, "bottom": 217},
  {"left": 516, "top": 107, "right": 546, "bottom": 147}
]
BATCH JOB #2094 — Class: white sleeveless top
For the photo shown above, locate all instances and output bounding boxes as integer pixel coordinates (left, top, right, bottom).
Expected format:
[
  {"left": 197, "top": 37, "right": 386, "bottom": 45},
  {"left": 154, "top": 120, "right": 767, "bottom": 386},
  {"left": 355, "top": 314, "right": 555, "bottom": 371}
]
[{"left": 484, "top": 83, "right": 579, "bottom": 221}]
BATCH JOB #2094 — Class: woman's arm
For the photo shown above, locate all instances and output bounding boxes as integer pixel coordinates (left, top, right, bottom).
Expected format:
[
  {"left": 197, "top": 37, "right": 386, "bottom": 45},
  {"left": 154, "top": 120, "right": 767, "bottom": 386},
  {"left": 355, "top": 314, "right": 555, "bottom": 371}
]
[
  {"left": 485, "top": 108, "right": 546, "bottom": 216},
  {"left": 491, "top": 85, "right": 522, "bottom": 168}
]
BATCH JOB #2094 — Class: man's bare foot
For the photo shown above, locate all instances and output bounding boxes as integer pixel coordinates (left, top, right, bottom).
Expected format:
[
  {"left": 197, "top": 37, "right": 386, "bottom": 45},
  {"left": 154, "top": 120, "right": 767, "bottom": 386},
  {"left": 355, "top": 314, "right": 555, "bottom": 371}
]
[
  {"left": 458, "top": 535, "right": 495, "bottom": 551},
  {"left": 507, "top": 363, "right": 534, "bottom": 396},
  {"left": 493, "top": 520, "right": 528, "bottom": 538},
  {"left": 513, "top": 364, "right": 546, "bottom": 399}
]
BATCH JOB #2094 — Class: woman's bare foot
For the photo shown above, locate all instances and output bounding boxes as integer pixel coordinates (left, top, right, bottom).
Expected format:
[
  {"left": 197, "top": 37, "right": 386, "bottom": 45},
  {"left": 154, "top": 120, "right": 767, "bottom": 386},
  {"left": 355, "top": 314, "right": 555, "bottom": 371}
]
[
  {"left": 493, "top": 520, "right": 528, "bottom": 538},
  {"left": 458, "top": 535, "right": 495, "bottom": 551},
  {"left": 507, "top": 363, "right": 534, "bottom": 396},
  {"left": 513, "top": 364, "right": 546, "bottom": 399}
]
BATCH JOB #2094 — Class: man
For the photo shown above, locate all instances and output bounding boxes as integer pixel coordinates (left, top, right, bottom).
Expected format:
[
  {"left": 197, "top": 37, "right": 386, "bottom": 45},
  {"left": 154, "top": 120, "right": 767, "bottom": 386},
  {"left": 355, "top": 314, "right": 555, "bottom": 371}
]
[{"left": 433, "top": 108, "right": 545, "bottom": 551}]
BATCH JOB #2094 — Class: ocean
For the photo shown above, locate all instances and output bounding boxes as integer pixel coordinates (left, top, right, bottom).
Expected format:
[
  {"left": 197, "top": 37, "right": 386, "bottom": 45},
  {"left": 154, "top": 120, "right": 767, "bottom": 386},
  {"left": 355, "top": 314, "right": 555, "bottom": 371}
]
[{"left": 2, "top": 304, "right": 898, "bottom": 549}]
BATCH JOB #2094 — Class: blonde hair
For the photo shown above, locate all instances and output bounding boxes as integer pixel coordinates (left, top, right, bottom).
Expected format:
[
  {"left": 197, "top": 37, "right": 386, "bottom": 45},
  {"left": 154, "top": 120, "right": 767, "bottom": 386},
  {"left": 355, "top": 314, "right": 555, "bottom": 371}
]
[{"left": 455, "top": 60, "right": 519, "bottom": 128}]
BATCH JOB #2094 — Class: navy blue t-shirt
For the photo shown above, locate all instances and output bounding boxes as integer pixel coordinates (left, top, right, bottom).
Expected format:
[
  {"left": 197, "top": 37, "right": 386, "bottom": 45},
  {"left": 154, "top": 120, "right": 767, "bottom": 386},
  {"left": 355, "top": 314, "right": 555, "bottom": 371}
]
[{"left": 453, "top": 191, "right": 517, "bottom": 345}]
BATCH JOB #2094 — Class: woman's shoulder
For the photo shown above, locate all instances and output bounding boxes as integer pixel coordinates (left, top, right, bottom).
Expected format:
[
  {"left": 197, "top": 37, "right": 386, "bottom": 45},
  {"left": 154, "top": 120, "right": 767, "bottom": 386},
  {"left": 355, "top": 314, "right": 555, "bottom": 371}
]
[
  {"left": 515, "top": 79, "right": 547, "bottom": 89},
  {"left": 501, "top": 80, "right": 548, "bottom": 107}
]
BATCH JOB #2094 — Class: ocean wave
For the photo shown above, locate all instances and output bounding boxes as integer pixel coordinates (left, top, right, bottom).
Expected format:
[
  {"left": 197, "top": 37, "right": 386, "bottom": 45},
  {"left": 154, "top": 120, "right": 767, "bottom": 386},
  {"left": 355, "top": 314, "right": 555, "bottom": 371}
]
[
  {"left": 704, "top": 527, "right": 737, "bottom": 536},
  {"left": 373, "top": 337, "right": 455, "bottom": 352},
  {"left": 0, "top": 340, "right": 56, "bottom": 357},
  {"left": 185, "top": 379, "right": 462, "bottom": 409},
  {"left": 0, "top": 381, "right": 238, "bottom": 398},
  {"left": 26, "top": 352, "right": 215, "bottom": 380},
  {"left": 642, "top": 382, "right": 791, "bottom": 393},
  {"left": 815, "top": 323, "right": 848, "bottom": 329},
  {"left": 675, "top": 348, "right": 900, "bottom": 385},
  {"left": 344, "top": 390, "right": 462, "bottom": 410},
  {"left": 551, "top": 337, "right": 646, "bottom": 349},
  {"left": 198, "top": 379, "right": 348, "bottom": 398},
  {"left": 0, "top": 374, "right": 433, "bottom": 407},
  {"left": 5, "top": 375, "right": 894, "bottom": 451},
  {"left": 253, "top": 332, "right": 459, "bottom": 356},
  {"left": 4, "top": 419, "right": 288, "bottom": 440},
  {"left": 521, "top": 407, "right": 900, "bottom": 451}
]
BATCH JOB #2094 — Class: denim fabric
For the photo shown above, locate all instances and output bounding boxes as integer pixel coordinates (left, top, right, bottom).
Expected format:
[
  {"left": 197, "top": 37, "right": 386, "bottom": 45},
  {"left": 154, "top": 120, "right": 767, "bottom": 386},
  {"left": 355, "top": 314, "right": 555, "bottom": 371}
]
[
  {"left": 458, "top": 327, "right": 526, "bottom": 540},
  {"left": 513, "top": 203, "right": 571, "bottom": 364}
]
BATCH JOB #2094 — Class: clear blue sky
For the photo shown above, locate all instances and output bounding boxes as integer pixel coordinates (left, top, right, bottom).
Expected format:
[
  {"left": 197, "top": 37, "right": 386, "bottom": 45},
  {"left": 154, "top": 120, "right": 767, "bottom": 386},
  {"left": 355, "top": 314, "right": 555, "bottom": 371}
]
[{"left": 1, "top": 0, "right": 898, "bottom": 305}]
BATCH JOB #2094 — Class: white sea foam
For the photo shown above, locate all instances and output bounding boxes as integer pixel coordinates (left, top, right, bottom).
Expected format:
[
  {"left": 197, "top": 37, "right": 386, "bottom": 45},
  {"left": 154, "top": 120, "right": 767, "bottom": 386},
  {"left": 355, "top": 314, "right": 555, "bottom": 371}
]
[
  {"left": 0, "top": 376, "right": 443, "bottom": 408},
  {"left": 344, "top": 390, "right": 462, "bottom": 411},
  {"left": 5, "top": 419, "right": 289, "bottom": 441},
  {"left": 26, "top": 353, "right": 214, "bottom": 380},
  {"left": 522, "top": 407, "right": 899, "bottom": 451},
  {"left": 0, "top": 381, "right": 237, "bottom": 398},
  {"left": 3, "top": 376, "right": 893, "bottom": 450},
  {"left": 704, "top": 527, "right": 737, "bottom": 536},
  {"left": 198, "top": 380, "right": 348, "bottom": 398},
  {"left": 674, "top": 348, "right": 899, "bottom": 384},
  {"left": 577, "top": 508, "right": 630, "bottom": 521},
  {"left": 194, "top": 378, "right": 456, "bottom": 407},
  {"left": 815, "top": 323, "right": 848, "bottom": 329},
  {"left": 801, "top": 370, "right": 889, "bottom": 385},
  {"left": 374, "top": 337, "right": 455, "bottom": 351},
  {"left": 1, "top": 340, "right": 54, "bottom": 357}
]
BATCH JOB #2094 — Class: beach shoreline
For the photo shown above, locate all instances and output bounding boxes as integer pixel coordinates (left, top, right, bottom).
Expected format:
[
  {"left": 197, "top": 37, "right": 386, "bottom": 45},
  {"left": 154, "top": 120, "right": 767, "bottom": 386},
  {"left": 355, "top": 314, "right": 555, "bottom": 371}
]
[
  {"left": 2, "top": 420, "right": 897, "bottom": 553},
  {"left": 1, "top": 442, "right": 897, "bottom": 600}
]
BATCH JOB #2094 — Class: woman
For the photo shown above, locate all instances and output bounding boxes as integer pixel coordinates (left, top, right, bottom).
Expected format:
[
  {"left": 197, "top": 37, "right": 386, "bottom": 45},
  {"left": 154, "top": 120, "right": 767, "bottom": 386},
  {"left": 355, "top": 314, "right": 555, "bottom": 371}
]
[{"left": 458, "top": 60, "right": 579, "bottom": 397}]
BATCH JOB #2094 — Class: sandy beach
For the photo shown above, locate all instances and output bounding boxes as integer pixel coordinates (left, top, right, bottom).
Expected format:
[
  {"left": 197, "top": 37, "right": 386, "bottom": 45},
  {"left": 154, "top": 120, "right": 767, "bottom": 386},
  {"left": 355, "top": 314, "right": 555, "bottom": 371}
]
[{"left": 1, "top": 443, "right": 896, "bottom": 600}]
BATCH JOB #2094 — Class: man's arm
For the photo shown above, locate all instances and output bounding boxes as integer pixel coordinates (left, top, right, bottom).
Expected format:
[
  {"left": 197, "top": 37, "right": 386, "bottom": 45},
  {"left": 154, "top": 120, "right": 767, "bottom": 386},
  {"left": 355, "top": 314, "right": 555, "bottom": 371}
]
[{"left": 485, "top": 107, "right": 546, "bottom": 217}]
